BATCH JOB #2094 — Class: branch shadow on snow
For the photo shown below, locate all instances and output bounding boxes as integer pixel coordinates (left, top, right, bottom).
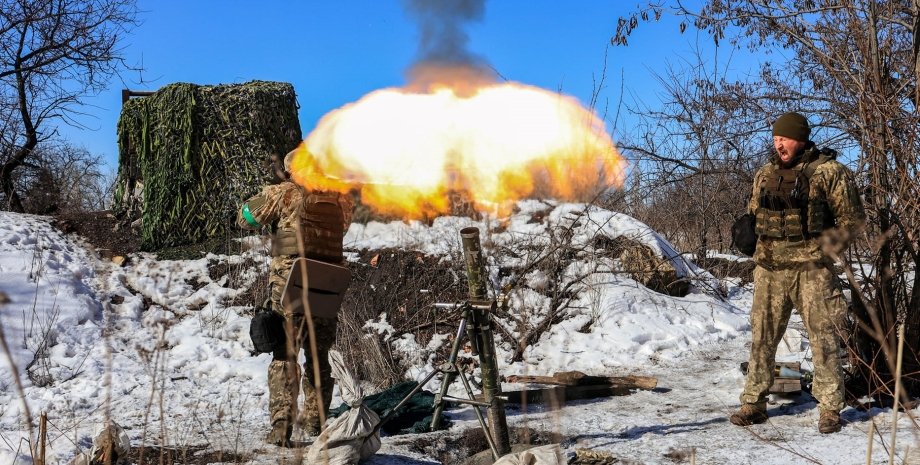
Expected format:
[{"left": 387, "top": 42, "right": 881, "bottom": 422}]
[
  {"left": 764, "top": 395, "right": 889, "bottom": 425},
  {"left": 763, "top": 395, "right": 821, "bottom": 418},
  {"left": 568, "top": 416, "right": 728, "bottom": 447},
  {"left": 839, "top": 407, "right": 889, "bottom": 424},
  {"left": 366, "top": 454, "right": 441, "bottom": 464}
]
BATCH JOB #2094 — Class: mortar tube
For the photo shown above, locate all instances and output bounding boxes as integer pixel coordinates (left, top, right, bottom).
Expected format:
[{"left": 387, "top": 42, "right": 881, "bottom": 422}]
[{"left": 459, "top": 227, "right": 511, "bottom": 456}]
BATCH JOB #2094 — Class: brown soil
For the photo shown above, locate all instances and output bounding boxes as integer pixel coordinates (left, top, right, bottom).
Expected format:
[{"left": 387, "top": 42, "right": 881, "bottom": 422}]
[
  {"left": 399, "top": 426, "right": 563, "bottom": 465},
  {"left": 50, "top": 210, "right": 140, "bottom": 257}
]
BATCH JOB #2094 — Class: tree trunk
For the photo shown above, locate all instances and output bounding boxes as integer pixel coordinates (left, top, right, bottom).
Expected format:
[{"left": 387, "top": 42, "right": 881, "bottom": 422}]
[
  {"left": 902, "top": 0, "right": 920, "bottom": 394},
  {"left": 852, "top": 1, "right": 905, "bottom": 397},
  {"left": 2, "top": 60, "right": 39, "bottom": 213},
  {"left": 0, "top": 160, "right": 25, "bottom": 212},
  {"left": 913, "top": 0, "right": 920, "bottom": 109}
]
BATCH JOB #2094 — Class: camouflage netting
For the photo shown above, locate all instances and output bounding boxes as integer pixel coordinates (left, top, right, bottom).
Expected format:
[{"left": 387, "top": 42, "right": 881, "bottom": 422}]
[{"left": 114, "top": 81, "right": 302, "bottom": 250}]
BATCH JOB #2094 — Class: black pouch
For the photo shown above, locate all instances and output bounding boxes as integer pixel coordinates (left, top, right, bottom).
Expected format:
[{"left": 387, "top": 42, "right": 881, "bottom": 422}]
[
  {"left": 731, "top": 213, "right": 758, "bottom": 257},
  {"left": 249, "top": 300, "right": 285, "bottom": 353}
]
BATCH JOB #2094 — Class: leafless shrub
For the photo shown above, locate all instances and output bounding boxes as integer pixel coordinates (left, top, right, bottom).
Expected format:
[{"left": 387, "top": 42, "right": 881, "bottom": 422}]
[
  {"left": 0, "top": 0, "right": 139, "bottom": 213},
  {"left": 491, "top": 205, "right": 608, "bottom": 362},
  {"left": 612, "top": 50, "right": 765, "bottom": 258},
  {"left": 16, "top": 142, "right": 116, "bottom": 214},
  {"left": 582, "top": 274, "right": 606, "bottom": 333},
  {"left": 21, "top": 320, "right": 55, "bottom": 387},
  {"left": 338, "top": 248, "right": 467, "bottom": 388},
  {"left": 20, "top": 241, "right": 64, "bottom": 388},
  {"left": 338, "top": 202, "right": 702, "bottom": 380}
]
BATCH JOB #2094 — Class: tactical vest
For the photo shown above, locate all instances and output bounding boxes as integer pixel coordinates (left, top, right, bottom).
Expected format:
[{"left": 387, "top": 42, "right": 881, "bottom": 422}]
[
  {"left": 754, "top": 148, "right": 836, "bottom": 241},
  {"left": 272, "top": 192, "right": 345, "bottom": 263}
]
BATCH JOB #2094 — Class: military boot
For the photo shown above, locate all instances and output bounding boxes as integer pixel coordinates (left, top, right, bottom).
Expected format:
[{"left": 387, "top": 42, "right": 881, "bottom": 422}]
[
  {"left": 818, "top": 409, "right": 841, "bottom": 434},
  {"left": 265, "top": 421, "right": 292, "bottom": 448},
  {"left": 729, "top": 403, "right": 768, "bottom": 426}
]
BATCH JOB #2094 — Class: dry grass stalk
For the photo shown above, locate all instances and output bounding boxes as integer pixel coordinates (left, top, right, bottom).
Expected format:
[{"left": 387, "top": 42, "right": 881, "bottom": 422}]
[
  {"left": 0, "top": 291, "right": 34, "bottom": 454},
  {"left": 888, "top": 324, "right": 906, "bottom": 465},
  {"left": 866, "top": 420, "right": 875, "bottom": 465},
  {"left": 37, "top": 411, "right": 46, "bottom": 465}
]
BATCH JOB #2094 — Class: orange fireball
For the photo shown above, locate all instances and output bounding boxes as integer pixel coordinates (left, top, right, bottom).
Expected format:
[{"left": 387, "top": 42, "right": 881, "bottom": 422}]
[{"left": 289, "top": 79, "right": 624, "bottom": 219}]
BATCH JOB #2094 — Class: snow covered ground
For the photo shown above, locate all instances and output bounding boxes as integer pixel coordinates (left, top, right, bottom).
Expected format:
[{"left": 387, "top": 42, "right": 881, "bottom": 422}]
[{"left": 0, "top": 206, "right": 918, "bottom": 465}]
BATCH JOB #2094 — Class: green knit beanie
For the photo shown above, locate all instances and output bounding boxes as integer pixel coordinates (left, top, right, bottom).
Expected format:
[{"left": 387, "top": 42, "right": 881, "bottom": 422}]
[{"left": 772, "top": 112, "right": 810, "bottom": 141}]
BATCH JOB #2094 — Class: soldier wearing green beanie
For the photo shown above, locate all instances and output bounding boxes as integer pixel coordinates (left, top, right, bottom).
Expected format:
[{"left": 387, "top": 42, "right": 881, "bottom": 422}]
[{"left": 730, "top": 112, "right": 865, "bottom": 434}]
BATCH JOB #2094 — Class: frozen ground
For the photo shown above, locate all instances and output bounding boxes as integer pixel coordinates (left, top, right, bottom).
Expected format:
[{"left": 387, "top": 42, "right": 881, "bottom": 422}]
[{"left": 0, "top": 207, "right": 918, "bottom": 465}]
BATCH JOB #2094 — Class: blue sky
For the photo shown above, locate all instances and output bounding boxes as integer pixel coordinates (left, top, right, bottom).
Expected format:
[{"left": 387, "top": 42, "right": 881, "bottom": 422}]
[{"left": 57, "top": 1, "right": 752, "bottom": 171}]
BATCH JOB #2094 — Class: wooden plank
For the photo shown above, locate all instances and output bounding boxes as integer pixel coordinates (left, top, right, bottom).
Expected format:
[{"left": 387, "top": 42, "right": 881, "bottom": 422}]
[
  {"left": 485, "top": 384, "right": 639, "bottom": 408},
  {"left": 505, "top": 371, "right": 657, "bottom": 390},
  {"left": 501, "top": 386, "right": 566, "bottom": 409},
  {"left": 769, "top": 362, "right": 802, "bottom": 393},
  {"left": 770, "top": 378, "right": 802, "bottom": 393}
]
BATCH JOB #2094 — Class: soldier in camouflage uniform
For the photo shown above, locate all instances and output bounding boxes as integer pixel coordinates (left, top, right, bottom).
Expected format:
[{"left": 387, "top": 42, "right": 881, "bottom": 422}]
[
  {"left": 238, "top": 150, "right": 353, "bottom": 447},
  {"left": 730, "top": 112, "right": 864, "bottom": 434}
]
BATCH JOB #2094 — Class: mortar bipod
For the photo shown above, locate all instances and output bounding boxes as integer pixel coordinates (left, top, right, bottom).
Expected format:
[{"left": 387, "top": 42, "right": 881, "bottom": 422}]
[{"left": 375, "top": 300, "right": 503, "bottom": 462}]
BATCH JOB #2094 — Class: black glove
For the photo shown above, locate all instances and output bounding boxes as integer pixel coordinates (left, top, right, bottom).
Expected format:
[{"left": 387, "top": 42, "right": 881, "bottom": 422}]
[{"left": 731, "top": 213, "right": 757, "bottom": 257}]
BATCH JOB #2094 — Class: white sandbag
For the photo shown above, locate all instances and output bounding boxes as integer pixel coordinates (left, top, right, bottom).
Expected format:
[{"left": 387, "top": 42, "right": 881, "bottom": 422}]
[
  {"left": 306, "top": 350, "right": 381, "bottom": 464},
  {"left": 493, "top": 444, "right": 566, "bottom": 465},
  {"left": 69, "top": 421, "right": 131, "bottom": 465}
]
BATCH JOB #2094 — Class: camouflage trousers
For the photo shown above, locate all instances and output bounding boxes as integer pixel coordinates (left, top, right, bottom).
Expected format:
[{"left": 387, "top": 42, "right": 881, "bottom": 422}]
[
  {"left": 741, "top": 264, "right": 847, "bottom": 411},
  {"left": 267, "top": 257, "right": 337, "bottom": 432}
]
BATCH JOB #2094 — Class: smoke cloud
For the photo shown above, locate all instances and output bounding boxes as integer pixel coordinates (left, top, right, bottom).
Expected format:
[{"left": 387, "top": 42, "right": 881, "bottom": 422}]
[{"left": 403, "top": 0, "right": 496, "bottom": 93}]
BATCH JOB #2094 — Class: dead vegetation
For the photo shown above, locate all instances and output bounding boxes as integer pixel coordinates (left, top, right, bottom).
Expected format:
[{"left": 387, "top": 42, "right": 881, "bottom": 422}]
[
  {"left": 693, "top": 256, "right": 755, "bottom": 285},
  {"left": 337, "top": 248, "right": 468, "bottom": 388},
  {"left": 127, "top": 444, "right": 250, "bottom": 465},
  {"left": 491, "top": 207, "right": 607, "bottom": 362},
  {"left": 332, "top": 204, "right": 716, "bottom": 383}
]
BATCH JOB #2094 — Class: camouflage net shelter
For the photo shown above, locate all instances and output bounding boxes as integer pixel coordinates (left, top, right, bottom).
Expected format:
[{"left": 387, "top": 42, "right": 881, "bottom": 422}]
[{"left": 115, "top": 81, "right": 302, "bottom": 250}]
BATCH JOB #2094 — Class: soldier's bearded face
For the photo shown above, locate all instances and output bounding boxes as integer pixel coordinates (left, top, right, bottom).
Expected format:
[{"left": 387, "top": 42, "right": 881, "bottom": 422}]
[{"left": 773, "top": 136, "right": 806, "bottom": 164}]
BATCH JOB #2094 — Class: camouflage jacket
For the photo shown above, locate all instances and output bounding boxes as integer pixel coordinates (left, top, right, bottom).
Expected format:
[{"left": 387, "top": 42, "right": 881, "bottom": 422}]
[
  {"left": 238, "top": 182, "right": 353, "bottom": 261},
  {"left": 748, "top": 145, "right": 865, "bottom": 268}
]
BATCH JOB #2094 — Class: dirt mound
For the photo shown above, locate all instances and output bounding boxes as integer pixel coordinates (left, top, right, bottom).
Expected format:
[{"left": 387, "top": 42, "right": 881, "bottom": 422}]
[{"left": 50, "top": 210, "right": 140, "bottom": 257}]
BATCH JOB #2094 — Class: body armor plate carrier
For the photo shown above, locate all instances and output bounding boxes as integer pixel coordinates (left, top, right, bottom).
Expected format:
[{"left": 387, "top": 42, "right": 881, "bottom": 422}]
[
  {"left": 272, "top": 192, "right": 345, "bottom": 262},
  {"left": 754, "top": 149, "right": 836, "bottom": 241}
]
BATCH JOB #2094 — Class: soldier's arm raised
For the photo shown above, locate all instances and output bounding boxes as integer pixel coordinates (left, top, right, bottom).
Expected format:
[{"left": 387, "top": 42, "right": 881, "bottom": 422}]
[{"left": 238, "top": 184, "right": 287, "bottom": 230}]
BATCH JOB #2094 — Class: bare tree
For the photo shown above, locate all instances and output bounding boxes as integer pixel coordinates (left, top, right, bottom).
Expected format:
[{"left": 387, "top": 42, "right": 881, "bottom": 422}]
[
  {"left": 16, "top": 141, "right": 115, "bottom": 213},
  {"left": 617, "top": 49, "right": 767, "bottom": 257},
  {"left": 0, "top": 0, "right": 138, "bottom": 212},
  {"left": 614, "top": 0, "right": 920, "bottom": 396}
]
